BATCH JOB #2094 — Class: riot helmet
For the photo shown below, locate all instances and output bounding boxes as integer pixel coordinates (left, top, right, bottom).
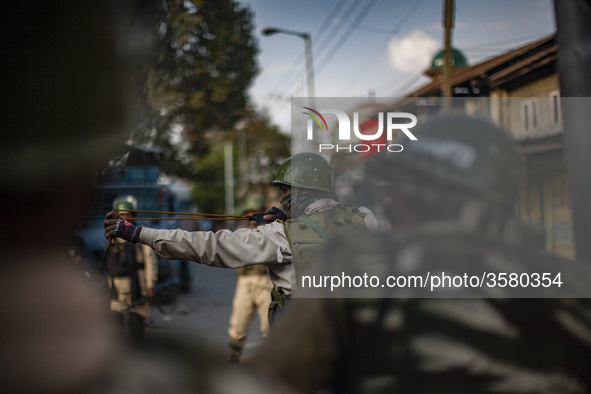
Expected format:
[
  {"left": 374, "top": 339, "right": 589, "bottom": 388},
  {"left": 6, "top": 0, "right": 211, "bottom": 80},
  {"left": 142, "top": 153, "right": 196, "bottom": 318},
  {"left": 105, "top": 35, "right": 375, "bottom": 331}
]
[
  {"left": 270, "top": 152, "right": 333, "bottom": 192},
  {"left": 113, "top": 195, "right": 138, "bottom": 216}
]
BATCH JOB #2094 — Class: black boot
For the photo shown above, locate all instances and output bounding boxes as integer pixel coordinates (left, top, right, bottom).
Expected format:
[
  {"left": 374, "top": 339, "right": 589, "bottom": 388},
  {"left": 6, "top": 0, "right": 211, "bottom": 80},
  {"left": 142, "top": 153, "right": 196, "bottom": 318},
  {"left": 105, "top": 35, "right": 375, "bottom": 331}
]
[{"left": 226, "top": 338, "right": 244, "bottom": 365}]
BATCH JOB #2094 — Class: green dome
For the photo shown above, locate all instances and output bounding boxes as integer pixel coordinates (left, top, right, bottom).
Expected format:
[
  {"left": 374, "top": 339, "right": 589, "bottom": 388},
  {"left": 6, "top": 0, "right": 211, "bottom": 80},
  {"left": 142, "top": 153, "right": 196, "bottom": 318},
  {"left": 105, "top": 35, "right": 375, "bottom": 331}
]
[{"left": 430, "top": 48, "right": 469, "bottom": 69}]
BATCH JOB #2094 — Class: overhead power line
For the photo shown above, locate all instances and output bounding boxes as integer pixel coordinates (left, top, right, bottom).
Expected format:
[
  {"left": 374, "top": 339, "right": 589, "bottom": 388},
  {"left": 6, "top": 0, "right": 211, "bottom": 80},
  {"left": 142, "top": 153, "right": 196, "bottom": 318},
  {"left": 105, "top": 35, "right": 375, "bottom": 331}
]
[
  {"left": 337, "top": 0, "right": 425, "bottom": 96},
  {"left": 314, "top": 0, "right": 379, "bottom": 77},
  {"left": 267, "top": 0, "right": 379, "bottom": 100},
  {"left": 265, "top": 0, "right": 356, "bottom": 99}
]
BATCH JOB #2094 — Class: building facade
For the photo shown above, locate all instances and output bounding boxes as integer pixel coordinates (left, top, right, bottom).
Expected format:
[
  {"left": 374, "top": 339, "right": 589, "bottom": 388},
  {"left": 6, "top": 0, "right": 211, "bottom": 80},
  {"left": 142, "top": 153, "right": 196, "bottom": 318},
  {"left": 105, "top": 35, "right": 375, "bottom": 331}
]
[{"left": 404, "top": 34, "right": 574, "bottom": 258}]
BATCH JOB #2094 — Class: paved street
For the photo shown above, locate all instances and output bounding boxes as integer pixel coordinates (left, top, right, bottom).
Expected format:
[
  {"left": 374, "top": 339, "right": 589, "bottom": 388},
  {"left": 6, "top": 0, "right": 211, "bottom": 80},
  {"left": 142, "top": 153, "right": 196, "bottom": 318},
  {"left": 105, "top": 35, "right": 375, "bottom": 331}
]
[{"left": 146, "top": 263, "right": 265, "bottom": 362}]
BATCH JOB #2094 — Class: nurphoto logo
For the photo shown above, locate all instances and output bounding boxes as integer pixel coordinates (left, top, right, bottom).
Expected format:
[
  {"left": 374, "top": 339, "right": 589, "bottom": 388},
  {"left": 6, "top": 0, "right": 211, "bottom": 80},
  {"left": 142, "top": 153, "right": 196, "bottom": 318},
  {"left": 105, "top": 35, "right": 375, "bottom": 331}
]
[{"left": 302, "top": 107, "right": 418, "bottom": 153}]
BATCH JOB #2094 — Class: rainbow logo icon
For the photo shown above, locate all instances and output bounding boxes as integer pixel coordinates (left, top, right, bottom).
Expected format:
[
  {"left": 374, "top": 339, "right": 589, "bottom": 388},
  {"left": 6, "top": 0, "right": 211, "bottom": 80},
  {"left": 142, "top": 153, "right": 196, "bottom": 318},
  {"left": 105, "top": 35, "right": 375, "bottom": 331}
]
[{"left": 302, "top": 107, "right": 328, "bottom": 131}]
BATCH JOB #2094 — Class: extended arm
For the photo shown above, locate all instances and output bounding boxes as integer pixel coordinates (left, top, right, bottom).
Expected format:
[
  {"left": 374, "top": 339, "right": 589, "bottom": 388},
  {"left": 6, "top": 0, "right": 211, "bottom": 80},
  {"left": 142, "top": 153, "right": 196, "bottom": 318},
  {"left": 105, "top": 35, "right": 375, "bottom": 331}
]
[
  {"left": 138, "top": 222, "right": 290, "bottom": 269},
  {"left": 105, "top": 210, "right": 290, "bottom": 269}
]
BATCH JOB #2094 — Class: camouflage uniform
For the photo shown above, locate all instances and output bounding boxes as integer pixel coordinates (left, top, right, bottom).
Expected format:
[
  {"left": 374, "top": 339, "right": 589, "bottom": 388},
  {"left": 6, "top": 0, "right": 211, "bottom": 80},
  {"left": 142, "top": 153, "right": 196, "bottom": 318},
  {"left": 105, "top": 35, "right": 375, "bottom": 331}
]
[{"left": 330, "top": 231, "right": 591, "bottom": 393}]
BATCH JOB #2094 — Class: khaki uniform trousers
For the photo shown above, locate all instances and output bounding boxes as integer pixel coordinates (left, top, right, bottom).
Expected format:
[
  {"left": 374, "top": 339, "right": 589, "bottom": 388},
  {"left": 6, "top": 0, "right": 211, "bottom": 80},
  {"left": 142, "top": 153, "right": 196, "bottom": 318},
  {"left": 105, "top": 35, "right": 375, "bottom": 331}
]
[
  {"left": 109, "top": 270, "right": 150, "bottom": 319},
  {"left": 228, "top": 273, "right": 273, "bottom": 343}
]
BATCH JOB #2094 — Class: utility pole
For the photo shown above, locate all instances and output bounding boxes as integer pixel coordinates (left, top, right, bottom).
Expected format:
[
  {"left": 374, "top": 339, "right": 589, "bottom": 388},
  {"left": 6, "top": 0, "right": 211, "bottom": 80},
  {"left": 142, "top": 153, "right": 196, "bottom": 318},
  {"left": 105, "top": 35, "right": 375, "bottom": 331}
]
[
  {"left": 261, "top": 27, "right": 315, "bottom": 100},
  {"left": 224, "top": 139, "right": 234, "bottom": 229},
  {"left": 262, "top": 27, "right": 318, "bottom": 154},
  {"left": 442, "top": 0, "right": 454, "bottom": 110}
]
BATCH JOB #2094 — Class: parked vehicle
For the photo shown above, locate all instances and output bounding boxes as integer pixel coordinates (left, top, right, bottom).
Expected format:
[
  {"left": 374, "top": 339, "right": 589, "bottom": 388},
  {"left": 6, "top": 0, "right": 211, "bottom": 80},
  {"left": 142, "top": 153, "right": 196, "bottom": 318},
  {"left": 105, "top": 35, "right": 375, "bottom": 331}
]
[{"left": 77, "top": 145, "right": 195, "bottom": 300}]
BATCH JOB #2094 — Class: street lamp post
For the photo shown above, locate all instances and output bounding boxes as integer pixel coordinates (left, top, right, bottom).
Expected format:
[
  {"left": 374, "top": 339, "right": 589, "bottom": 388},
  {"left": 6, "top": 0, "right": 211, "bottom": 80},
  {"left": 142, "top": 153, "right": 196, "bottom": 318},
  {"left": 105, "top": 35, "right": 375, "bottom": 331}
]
[
  {"left": 262, "top": 27, "right": 320, "bottom": 154},
  {"left": 442, "top": 0, "right": 455, "bottom": 110},
  {"left": 261, "top": 27, "right": 316, "bottom": 99}
]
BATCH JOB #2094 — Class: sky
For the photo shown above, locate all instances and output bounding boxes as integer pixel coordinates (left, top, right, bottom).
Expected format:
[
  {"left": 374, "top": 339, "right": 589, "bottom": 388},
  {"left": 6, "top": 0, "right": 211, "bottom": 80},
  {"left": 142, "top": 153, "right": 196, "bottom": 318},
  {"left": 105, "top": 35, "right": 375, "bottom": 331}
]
[{"left": 237, "top": 0, "right": 556, "bottom": 132}]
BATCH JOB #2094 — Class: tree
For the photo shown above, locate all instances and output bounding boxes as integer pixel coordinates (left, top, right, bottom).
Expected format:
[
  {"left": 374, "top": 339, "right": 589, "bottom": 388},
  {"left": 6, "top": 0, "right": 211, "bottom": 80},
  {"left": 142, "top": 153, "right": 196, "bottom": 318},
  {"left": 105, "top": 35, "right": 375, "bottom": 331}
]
[
  {"left": 191, "top": 146, "right": 226, "bottom": 214},
  {"left": 120, "top": 1, "right": 283, "bottom": 216},
  {"left": 240, "top": 107, "right": 291, "bottom": 192},
  {"left": 128, "top": 0, "right": 258, "bottom": 163}
]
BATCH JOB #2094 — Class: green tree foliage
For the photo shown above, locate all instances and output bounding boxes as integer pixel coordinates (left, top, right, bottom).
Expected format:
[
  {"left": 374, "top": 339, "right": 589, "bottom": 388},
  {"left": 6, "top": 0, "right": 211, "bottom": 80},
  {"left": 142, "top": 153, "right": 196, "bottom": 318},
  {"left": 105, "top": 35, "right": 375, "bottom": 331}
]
[
  {"left": 191, "top": 147, "right": 226, "bottom": 215},
  {"left": 192, "top": 107, "right": 290, "bottom": 214},
  {"left": 121, "top": 0, "right": 288, "bottom": 215},
  {"left": 129, "top": 0, "right": 258, "bottom": 159},
  {"left": 241, "top": 107, "right": 291, "bottom": 189}
]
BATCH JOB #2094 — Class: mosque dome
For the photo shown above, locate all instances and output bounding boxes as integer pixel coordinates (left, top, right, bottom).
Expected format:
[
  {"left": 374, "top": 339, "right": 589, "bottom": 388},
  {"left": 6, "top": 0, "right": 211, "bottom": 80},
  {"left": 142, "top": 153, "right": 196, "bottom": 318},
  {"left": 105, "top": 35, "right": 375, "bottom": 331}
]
[{"left": 425, "top": 48, "right": 468, "bottom": 76}]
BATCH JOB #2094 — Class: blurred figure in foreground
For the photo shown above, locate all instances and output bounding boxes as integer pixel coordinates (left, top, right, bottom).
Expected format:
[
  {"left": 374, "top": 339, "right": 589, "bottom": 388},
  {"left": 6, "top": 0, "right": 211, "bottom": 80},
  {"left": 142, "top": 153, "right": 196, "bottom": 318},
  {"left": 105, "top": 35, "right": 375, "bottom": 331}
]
[
  {"left": 0, "top": 1, "right": 129, "bottom": 391},
  {"left": 0, "top": 1, "right": 279, "bottom": 392},
  {"left": 248, "top": 114, "right": 591, "bottom": 393},
  {"left": 227, "top": 196, "right": 274, "bottom": 364}
]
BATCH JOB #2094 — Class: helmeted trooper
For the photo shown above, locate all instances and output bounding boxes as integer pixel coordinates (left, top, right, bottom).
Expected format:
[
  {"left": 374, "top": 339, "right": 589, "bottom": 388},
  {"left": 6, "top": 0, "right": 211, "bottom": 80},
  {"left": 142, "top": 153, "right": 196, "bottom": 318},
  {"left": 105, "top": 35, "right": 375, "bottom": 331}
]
[
  {"left": 106, "top": 196, "right": 158, "bottom": 345},
  {"left": 267, "top": 152, "right": 376, "bottom": 316}
]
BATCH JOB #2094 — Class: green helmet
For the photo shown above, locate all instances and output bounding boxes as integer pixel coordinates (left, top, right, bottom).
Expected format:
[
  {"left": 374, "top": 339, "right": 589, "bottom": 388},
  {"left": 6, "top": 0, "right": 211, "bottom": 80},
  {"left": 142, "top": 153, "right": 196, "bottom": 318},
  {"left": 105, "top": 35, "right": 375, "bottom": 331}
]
[
  {"left": 367, "top": 113, "right": 525, "bottom": 209},
  {"left": 270, "top": 152, "right": 333, "bottom": 191},
  {"left": 113, "top": 196, "right": 138, "bottom": 214}
]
